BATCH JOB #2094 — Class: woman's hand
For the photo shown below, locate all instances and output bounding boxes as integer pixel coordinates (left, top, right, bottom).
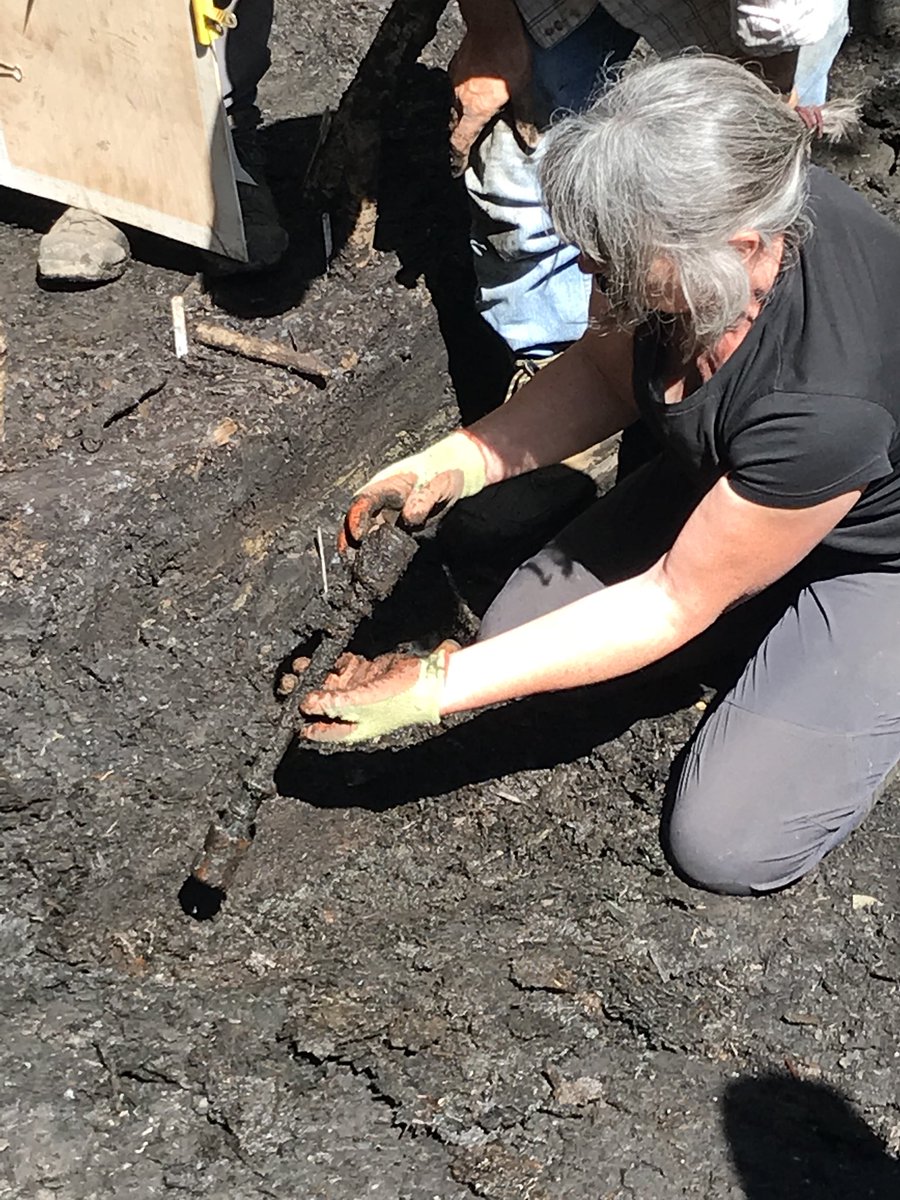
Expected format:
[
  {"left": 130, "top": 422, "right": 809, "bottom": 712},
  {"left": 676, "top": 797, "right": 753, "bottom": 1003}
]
[
  {"left": 339, "top": 430, "right": 488, "bottom": 552},
  {"left": 294, "top": 643, "right": 456, "bottom": 744}
]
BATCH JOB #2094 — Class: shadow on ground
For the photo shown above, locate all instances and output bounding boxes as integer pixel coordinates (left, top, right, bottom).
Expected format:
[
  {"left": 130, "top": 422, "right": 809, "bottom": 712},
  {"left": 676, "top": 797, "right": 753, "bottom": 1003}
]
[
  {"left": 376, "top": 61, "right": 513, "bottom": 422},
  {"left": 276, "top": 675, "right": 698, "bottom": 811},
  {"left": 723, "top": 1073, "right": 900, "bottom": 1199},
  {"left": 211, "top": 61, "right": 511, "bottom": 417},
  {"left": 204, "top": 113, "right": 328, "bottom": 319}
]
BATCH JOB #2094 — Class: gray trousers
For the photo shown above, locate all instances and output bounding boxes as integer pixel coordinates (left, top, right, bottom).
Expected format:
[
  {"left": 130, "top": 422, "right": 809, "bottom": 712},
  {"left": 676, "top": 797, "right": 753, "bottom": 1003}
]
[{"left": 479, "top": 457, "right": 900, "bottom": 896}]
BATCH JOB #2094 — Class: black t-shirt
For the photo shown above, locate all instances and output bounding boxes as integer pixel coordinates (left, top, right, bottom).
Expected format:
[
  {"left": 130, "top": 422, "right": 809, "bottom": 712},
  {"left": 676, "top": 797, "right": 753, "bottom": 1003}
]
[{"left": 633, "top": 167, "right": 900, "bottom": 566}]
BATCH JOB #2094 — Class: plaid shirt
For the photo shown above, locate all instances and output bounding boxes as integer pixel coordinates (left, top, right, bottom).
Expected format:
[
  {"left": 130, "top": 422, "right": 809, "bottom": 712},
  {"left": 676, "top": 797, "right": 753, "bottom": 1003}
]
[{"left": 515, "top": 1, "right": 836, "bottom": 53}]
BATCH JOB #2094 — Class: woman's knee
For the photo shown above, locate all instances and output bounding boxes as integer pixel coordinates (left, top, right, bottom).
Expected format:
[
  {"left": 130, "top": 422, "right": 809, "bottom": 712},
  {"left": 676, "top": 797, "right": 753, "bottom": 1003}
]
[
  {"left": 663, "top": 774, "right": 860, "bottom": 896},
  {"left": 664, "top": 799, "right": 760, "bottom": 896},
  {"left": 665, "top": 713, "right": 883, "bottom": 895},
  {"left": 664, "top": 780, "right": 821, "bottom": 897}
]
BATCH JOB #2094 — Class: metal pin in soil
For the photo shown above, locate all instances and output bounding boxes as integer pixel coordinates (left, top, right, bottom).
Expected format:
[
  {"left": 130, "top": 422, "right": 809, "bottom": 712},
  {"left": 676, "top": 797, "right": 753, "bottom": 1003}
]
[{"left": 186, "top": 522, "right": 419, "bottom": 904}]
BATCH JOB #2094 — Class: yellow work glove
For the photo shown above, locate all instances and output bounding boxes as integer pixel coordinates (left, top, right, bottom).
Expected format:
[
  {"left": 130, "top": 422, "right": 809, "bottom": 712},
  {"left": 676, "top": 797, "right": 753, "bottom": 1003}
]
[
  {"left": 298, "top": 643, "right": 455, "bottom": 745},
  {"left": 339, "top": 431, "right": 487, "bottom": 552}
]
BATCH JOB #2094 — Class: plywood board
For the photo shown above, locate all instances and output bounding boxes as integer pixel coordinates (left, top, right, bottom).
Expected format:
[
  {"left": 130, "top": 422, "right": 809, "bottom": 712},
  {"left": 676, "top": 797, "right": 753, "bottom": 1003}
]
[{"left": 0, "top": 0, "right": 246, "bottom": 259}]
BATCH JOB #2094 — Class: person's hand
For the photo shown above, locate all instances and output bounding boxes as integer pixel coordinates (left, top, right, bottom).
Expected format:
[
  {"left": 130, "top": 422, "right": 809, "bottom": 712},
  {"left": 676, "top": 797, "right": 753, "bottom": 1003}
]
[
  {"left": 786, "top": 88, "right": 826, "bottom": 138},
  {"left": 794, "top": 103, "right": 826, "bottom": 137},
  {"left": 339, "top": 430, "right": 488, "bottom": 552},
  {"left": 449, "top": 22, "right": 537, "bottom": 176},
  {"left": 295, "top": 642, "right": 457, "bottom": 744}
]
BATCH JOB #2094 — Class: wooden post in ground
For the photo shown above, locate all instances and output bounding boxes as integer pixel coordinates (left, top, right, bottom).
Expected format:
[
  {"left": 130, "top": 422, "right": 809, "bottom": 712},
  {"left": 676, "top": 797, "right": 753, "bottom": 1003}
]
[{"left": 304, "top": 0, "right": 450, "bottom": 266}]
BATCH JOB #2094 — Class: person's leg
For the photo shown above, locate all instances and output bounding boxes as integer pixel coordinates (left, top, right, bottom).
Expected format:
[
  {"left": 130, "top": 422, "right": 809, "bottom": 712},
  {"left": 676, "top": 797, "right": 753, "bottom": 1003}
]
[
  {"left": 666, "top": 566, "right": 900, "bottom": 895},
  {"left": 210, "top": 0, "right": 287, "bottom": 272},
  {"left": 479, "top": 455, "right": 697, "bottom": 639},
  {"left": 214, "top": 0, "right": 274, "bottom": 131},
  {"left": 465, "top": 5, "right": 638, "bottom": 358},
  {"left": 794, "top": 0, "right": 850, "bottom": 106}
]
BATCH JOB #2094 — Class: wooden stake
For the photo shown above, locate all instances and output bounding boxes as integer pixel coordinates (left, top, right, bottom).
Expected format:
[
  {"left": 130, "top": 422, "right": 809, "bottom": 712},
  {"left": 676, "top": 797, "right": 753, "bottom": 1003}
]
[{"left": 193, "top": 322, "right": 330, "bottom": 384}]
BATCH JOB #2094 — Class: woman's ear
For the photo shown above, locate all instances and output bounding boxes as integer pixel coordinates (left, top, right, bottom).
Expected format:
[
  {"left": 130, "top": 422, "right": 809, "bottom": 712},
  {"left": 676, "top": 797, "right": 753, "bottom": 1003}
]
[{"left": 729, "top": 229, "right": 764, "bottom": 260}]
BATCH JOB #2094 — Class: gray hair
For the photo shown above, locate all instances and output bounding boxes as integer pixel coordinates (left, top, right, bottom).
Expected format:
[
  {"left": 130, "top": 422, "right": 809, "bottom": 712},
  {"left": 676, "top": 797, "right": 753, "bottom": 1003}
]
[{"left": 540, "top": 55, "right": 858, "bottom": 347}]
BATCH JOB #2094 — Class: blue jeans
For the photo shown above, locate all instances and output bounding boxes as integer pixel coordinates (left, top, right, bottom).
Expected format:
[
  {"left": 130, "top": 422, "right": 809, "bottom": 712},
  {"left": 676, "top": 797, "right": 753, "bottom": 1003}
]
[
  {"left": 465, "top": 2, "right": 850, "bottom": 357},
  {"left": 795, "top": 0, "right": 850, "bottom": 105}
]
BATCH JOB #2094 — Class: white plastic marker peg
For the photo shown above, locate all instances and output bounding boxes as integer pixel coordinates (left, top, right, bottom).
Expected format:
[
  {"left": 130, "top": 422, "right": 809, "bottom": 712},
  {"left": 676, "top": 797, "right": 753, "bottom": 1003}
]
[{"left": 171, "top": 295, "right": 189, "bottom": 359}]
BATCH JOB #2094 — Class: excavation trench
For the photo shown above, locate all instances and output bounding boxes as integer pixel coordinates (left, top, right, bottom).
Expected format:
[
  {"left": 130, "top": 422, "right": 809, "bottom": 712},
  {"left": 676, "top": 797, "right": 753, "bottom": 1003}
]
[{"left": 2, "top": 11, "right": 900, "bottom": 1198}]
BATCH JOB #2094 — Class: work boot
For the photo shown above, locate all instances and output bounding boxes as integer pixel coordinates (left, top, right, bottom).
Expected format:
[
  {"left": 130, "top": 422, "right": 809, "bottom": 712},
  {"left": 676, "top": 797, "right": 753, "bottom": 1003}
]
[
  {"left": 204, "top": 125, "right": 288, "bottom": 276},
  {"left": 37, "top": 208, "right": 130, "bottom": 285}
]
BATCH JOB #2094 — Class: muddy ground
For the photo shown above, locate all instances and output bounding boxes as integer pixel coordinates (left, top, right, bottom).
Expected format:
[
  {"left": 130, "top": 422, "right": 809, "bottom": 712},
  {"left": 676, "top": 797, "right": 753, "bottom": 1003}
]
[{"left": 2, "top": 5, "right": 900, "bottom": 1198}]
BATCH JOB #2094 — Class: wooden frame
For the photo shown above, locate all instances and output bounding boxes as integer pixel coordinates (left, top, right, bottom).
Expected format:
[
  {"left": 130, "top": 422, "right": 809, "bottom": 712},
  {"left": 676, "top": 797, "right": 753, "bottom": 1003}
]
[{"left": 0, "top": 0, "right": 246, "bottom": 259}]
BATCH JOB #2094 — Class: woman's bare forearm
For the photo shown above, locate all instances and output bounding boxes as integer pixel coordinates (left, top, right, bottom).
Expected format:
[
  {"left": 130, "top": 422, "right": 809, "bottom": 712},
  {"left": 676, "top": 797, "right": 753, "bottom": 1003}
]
[
  {"left": 467, "top": 332, "right": 639, "bottom": 486},
  {"left": 439, "top": 565, "right": 697, "bottom": 714}
]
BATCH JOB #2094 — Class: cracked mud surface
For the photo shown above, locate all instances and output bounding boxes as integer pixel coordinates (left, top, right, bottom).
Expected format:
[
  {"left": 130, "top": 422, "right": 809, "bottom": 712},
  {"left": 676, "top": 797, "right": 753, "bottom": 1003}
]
[{"left": 2, "top": 9, "right": 899, "bottom": 1198}]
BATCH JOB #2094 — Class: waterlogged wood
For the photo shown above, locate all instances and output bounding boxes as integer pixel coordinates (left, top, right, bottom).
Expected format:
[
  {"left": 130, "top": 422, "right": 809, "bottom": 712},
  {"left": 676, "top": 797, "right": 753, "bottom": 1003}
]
[
  {"left": 193, "top": 322, "right": 331, "bottom": 383},
  {"left": 306, "top": 0, "right": 449, "bottom": 259},
  {"left": 863, "top": 1, "right": 900, "bottom": 39}
]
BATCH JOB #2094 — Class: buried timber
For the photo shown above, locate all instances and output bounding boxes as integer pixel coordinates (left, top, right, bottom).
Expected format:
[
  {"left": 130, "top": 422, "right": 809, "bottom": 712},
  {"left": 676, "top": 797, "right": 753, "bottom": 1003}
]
[{"left": 2, "top": 7, "right": 900, "bottom": 1199}]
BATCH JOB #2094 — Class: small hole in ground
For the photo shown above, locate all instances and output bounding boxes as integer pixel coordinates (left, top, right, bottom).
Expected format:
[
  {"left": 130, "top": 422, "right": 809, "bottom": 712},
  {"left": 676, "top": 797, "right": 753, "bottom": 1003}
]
[{"left": 178, "top": 876, "right": 225, "bottom": 921}]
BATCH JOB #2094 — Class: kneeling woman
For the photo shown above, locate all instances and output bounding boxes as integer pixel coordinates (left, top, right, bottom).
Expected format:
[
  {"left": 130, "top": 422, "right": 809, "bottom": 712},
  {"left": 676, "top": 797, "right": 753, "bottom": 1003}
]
[{"left": 300, "top": 56, "right": 900, "bottom": 896}]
